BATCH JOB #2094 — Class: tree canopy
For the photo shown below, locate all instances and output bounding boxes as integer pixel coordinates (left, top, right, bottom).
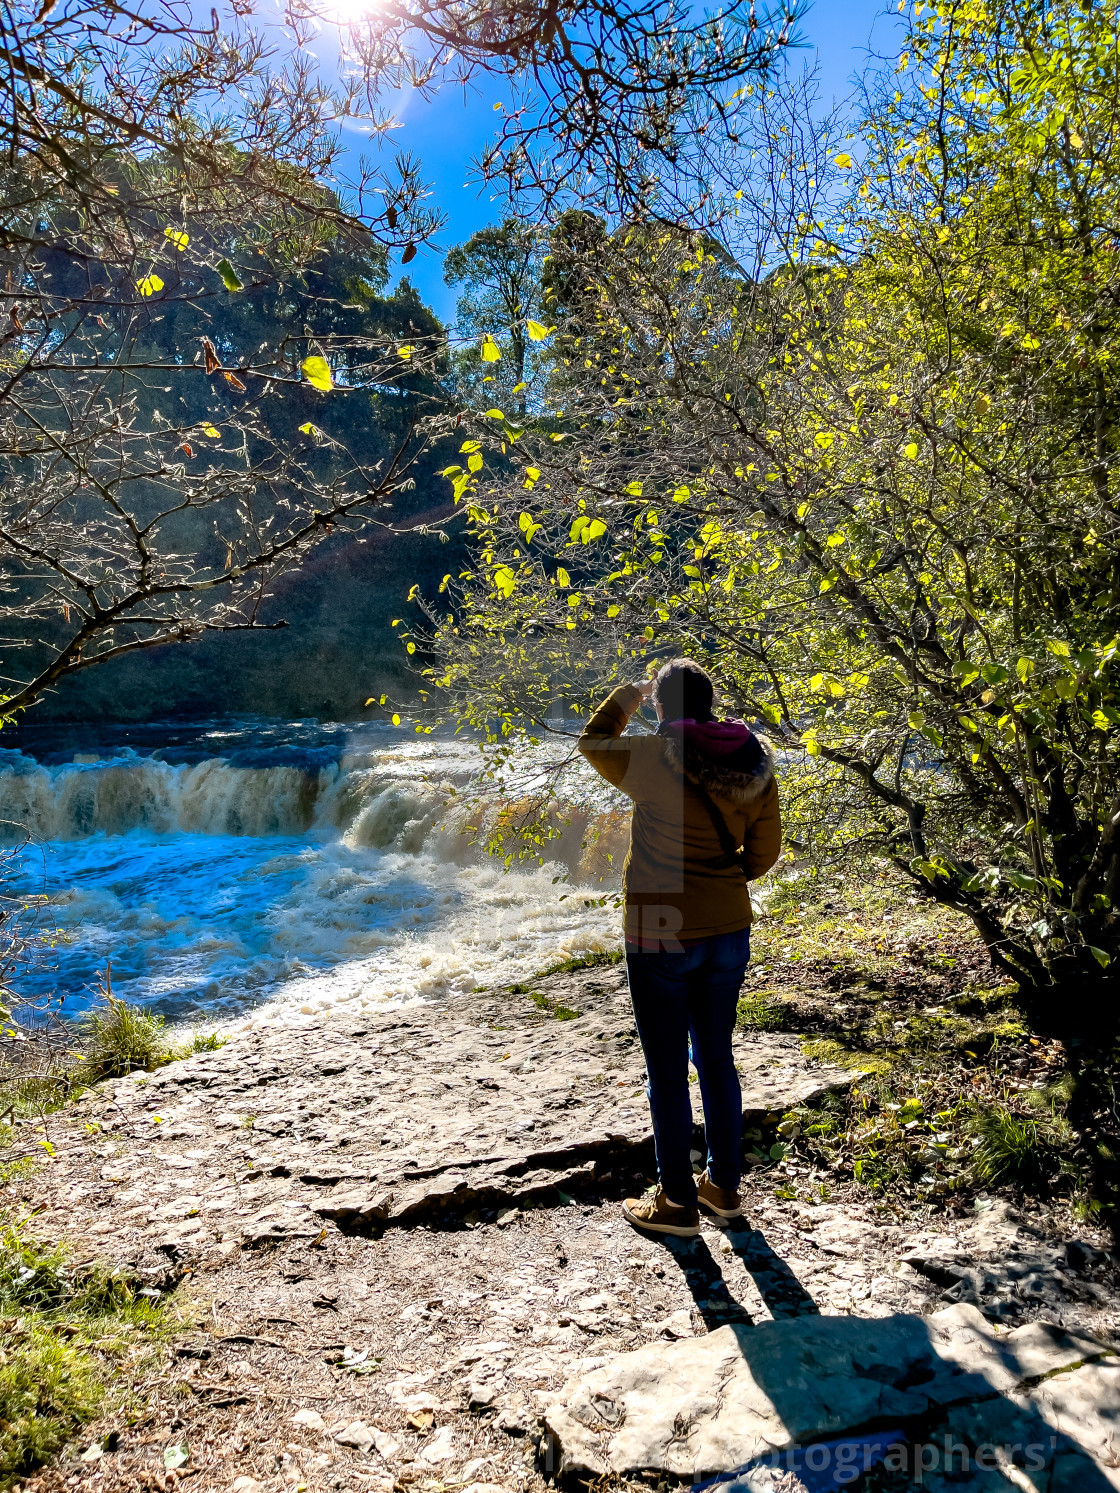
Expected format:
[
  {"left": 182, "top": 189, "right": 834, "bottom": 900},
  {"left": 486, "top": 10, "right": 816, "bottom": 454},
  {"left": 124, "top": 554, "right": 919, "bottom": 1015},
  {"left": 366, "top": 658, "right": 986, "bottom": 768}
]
[{"left": 408, "top": 0, "right": 1120, "bottom": 1028}]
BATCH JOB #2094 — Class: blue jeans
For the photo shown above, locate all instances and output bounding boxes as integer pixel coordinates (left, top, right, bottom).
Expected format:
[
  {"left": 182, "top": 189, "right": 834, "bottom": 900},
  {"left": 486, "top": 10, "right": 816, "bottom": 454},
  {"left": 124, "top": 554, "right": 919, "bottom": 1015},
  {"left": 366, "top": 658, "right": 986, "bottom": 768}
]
[{"left": 625, "top": 926, "right": 750, "bottom": 1208}]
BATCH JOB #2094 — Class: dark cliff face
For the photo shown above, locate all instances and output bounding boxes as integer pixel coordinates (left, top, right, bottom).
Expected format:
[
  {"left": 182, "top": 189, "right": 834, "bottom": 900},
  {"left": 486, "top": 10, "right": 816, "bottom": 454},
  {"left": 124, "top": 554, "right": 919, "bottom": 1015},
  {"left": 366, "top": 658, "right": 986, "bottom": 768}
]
[
  {"left": 4, "top": 232, "right": 459, "bottom": 723},
  {"left": 30, "top": 512, "right": 459, "bottom": 722}
]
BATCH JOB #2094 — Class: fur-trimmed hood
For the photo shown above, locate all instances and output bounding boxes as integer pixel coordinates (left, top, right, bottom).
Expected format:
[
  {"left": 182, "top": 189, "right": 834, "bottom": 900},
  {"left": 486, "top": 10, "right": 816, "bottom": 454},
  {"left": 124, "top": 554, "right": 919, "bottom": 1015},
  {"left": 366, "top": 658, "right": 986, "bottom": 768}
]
[{"left": 658, "top": 717, "right": 775, "bottom": 806}]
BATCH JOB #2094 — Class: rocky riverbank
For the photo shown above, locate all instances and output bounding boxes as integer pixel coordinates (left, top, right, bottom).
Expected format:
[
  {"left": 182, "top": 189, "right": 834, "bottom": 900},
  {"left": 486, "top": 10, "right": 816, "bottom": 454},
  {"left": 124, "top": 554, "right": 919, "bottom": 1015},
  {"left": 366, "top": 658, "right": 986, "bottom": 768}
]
[{"left": 6, "top": 961, "right": 1120, "bottom": 1493}]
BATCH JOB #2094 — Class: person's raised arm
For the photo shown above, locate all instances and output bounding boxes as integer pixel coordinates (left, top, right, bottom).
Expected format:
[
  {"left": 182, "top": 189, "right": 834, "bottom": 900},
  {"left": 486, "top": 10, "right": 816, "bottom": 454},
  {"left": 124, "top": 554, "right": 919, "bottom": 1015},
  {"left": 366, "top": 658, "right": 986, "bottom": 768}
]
[{"left": 577, "top": 680, "right": 652, "bottom": 791}]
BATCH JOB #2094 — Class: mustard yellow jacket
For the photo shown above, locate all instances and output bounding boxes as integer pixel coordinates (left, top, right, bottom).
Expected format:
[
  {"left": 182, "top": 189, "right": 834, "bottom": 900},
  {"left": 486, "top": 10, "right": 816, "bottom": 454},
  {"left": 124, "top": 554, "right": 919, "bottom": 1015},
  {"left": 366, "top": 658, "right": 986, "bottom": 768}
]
[{"left": 578, "top": 684, "right": 783, "bottom": 942}]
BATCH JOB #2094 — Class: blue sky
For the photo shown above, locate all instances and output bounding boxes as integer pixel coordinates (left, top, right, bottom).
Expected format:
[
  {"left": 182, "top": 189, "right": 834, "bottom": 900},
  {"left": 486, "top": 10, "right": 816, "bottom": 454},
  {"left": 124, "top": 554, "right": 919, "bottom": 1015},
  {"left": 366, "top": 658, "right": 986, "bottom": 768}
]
[{"left": 350, "top": 0, "right": 898, "bottom": 321}]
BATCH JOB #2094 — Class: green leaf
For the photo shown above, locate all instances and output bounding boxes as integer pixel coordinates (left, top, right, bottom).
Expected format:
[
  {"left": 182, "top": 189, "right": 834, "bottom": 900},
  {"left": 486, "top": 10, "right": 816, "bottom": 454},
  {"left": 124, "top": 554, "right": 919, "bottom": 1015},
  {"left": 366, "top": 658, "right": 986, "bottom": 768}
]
[
  {"left": 493, "top": 566, "right": 517, "bottom": 598},
  {"left": 301, "top": 356, "right": 333, "bottom": 392},
  {"left": 215, "top": 258, "right": 243, "bottom": 292},
  {"left": 164, "top": 1444, "right": 189, "bottom": 1471},
  {"left": 1089, "top": 946, "right": 1112, "bottom": 969},
  {"left": 585, "top": 518, "right": 608, "bottom": 541},
  {"left": 484, "top": 408, "right": 505, "bottom": 419}
]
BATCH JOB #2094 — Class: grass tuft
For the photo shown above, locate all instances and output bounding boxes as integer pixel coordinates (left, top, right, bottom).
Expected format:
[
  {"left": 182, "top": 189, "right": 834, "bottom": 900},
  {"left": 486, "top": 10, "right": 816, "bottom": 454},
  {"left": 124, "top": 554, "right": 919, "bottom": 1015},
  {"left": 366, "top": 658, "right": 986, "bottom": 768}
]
[
  {"left": 967, "top": 1103, "right": 1071, "bottom": 1186},
  {"left": 187, "top": 1029, "right": 226, "bottom": 1054},
  {"left": 736, "top": 993, "right": 789, "bottom": 1032},
  {"left": 539, "top": 948, "right": 623, "bottom": 977},
  {"left": 80, "top": 995, "right": 174, "bottom": 1080}
]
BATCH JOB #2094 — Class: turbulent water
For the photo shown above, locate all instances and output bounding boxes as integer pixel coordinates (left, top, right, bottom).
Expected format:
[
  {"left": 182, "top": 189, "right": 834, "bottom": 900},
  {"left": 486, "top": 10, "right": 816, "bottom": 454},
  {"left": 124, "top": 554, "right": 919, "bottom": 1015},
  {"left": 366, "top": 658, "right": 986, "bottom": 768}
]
[{"left": 0, "top": 719, "right": 626, "bottom": 1027}]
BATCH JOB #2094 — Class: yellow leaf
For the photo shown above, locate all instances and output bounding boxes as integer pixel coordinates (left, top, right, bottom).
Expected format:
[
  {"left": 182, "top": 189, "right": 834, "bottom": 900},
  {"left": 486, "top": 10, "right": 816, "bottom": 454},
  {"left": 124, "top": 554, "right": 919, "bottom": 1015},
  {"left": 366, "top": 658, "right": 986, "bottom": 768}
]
[
  {"left": 163, "top": 227, "right": 189, "bottom": 250},
  {"left": 525, "top": 319, "right": 555, "bottom": 341},
  {"left": 136, "top": 274, "right": 164, "bottom": 297},
  {"left": 480, "top": 336, "right": 502, "bottom": 362},
  {"left": 974, "top": 394, "right": 991, "bottom": 415},
  {"left": 468, "top": 452, "right": 483, "bottom": 473},
  {"left": 299, "top": 421, "right": 323, "bottom": 438},
  {"left": 392, "top": 714, "right": 401, "bottom": 725},
  {"left": 397, "top": 344, "right": 416, "bottom": 359},
  {"left": 555, "top": 567, "right": 571, "bottom": 587},
  {"left": 903, "top": 442, "right": 919, "bottom": 458},
  {"left": 365, "top": 697, "right": 375, "bottom": 706},
  {"left": 200, "top": 424, "right": 220, "bottom": 437},
  {"left": 302, "top": 356, "right": 333, "bottom": 392},
  {"left": 834, "top": 152, "right": 852, "bottom": 168},
  {"left": 484, "top": 409, "right": 505, "bottom": 419},
  {"left": 814, "top": 431, "right": 834, "bottom": 449}
]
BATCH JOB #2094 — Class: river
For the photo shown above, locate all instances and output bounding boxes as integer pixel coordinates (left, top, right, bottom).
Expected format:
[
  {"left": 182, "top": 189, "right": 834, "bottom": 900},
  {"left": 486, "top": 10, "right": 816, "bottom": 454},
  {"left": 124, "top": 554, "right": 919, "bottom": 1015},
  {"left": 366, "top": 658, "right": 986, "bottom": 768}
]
[{"left": 0, "top": 718, "right": 625, "bottom": 1029}]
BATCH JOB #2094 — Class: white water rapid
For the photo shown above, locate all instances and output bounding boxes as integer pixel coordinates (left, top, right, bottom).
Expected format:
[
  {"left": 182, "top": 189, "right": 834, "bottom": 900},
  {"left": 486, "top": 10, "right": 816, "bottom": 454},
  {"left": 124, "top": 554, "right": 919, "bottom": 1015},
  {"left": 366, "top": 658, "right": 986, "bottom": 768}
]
[{"left": 0, "top": 720, "right": 626, "bottom": 1027}]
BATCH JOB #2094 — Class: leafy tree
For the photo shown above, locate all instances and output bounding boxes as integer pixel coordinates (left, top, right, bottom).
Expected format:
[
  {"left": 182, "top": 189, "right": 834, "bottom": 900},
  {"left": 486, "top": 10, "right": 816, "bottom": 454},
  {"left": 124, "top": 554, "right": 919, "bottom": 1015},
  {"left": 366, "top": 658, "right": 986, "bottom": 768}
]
[
  {"left": 0, "top": 0, "right": 796, "bottom": 720},
  {"left": 408, "top": 0, "right": 1120, "bottom": 1042},
  {"left": 445, "top": 221, "right": 548, "bottom": 414},
  {"left": 0, "top": 168, "right": 452, "bottom": 719}
]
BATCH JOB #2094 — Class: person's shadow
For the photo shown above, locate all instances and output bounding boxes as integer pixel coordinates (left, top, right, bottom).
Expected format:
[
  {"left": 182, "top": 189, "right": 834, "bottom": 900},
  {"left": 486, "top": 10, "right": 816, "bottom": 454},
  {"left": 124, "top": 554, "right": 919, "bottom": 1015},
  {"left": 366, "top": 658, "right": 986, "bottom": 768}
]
[{"left": 653, "top": 1219, "right": 819, "bottom": 1329}]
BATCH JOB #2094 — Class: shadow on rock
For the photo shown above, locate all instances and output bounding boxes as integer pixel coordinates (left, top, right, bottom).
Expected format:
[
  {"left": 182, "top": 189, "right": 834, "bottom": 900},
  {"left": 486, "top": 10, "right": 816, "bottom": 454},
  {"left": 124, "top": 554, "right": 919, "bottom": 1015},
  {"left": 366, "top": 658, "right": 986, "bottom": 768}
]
[{"left": 542, "top": 1302, "right": 1120, "bottom": 1491}]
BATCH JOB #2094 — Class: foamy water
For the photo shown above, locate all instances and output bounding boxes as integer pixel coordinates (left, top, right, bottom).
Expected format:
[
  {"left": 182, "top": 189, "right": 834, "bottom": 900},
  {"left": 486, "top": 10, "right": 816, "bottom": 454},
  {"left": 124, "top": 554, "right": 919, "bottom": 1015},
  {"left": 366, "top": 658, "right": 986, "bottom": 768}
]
[{"left": 0, "top": 721, "right": 627, "bottom": 1026}]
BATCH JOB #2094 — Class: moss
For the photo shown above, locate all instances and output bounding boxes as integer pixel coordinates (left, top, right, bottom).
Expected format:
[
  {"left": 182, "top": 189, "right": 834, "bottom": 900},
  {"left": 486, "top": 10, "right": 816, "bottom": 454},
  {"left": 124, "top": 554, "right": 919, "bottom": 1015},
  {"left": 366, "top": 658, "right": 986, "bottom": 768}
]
[{"left": 800, "top": 1037, "right": 893, "bottom": 1075}]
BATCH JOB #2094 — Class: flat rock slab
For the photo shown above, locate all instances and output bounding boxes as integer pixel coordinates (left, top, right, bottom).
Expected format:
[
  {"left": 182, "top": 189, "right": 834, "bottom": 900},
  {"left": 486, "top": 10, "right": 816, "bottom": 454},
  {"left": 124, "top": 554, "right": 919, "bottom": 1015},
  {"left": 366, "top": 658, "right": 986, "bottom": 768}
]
[
  {"left": 543, "top": 1301, "right": 1119, "bottom": 1485},
  {"left": 28, "top": 966, "right": 853, "bottom": 1256}
]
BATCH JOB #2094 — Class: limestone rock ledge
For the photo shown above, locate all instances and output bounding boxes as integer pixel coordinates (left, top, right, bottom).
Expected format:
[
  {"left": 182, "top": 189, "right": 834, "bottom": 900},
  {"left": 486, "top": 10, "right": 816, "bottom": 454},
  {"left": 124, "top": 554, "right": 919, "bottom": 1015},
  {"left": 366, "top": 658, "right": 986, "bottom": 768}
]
[
  {"left": 29, "top": 965, "right": 854, "bottom": 1260},
  {"left": 543, "top": 1301, "right": 1120, "bottom": 1488}
]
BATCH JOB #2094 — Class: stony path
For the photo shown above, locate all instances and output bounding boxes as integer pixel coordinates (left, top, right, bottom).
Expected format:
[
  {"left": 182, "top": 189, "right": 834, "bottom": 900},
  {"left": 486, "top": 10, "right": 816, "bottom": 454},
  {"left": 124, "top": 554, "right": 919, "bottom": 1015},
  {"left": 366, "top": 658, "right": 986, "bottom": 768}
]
[{"left": 10, "top": 966, "right": 1120, "bottom": 1493}]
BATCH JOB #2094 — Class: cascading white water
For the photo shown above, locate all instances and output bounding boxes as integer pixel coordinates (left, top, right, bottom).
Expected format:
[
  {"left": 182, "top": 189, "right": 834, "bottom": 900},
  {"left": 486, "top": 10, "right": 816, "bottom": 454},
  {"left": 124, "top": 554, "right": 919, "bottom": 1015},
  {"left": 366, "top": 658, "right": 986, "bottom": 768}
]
[{"left": 0, "top": 725, "right": 628, "bottom": 1025}]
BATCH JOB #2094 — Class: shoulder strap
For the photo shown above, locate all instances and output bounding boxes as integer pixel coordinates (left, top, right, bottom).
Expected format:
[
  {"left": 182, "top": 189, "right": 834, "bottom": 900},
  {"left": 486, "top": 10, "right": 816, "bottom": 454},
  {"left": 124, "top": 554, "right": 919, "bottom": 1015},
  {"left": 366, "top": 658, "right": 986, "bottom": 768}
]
[{"left": 688, "top": 776, "right": 750, "bottom": 877}]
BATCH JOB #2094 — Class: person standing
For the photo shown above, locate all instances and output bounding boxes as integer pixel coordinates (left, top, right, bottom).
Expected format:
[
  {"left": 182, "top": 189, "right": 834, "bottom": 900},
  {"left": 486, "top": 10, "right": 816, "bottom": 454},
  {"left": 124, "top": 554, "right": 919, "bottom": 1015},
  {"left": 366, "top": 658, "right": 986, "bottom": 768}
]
[{"left": 578, "top": 658, "right": 782, "bottom": 1237}]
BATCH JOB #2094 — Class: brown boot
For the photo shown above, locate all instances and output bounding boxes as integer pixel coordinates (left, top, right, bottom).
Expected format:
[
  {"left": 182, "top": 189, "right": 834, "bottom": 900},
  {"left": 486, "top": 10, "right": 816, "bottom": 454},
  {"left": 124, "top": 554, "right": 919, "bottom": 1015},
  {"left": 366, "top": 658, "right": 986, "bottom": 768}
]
[
  {"left": 697, "top": 1170, "right": 743, "bottom": 1220},
  {"left": 622, "top": 1186, "right": 700, "bottom": 1238}
]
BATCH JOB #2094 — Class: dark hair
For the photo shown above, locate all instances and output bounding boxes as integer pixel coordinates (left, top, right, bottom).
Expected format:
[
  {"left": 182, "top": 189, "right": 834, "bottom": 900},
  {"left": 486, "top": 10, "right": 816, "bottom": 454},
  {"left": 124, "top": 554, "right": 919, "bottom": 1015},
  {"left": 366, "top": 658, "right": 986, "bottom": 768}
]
[{"left": 652, "top": 657, "right": 715, "bottom": 723}]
